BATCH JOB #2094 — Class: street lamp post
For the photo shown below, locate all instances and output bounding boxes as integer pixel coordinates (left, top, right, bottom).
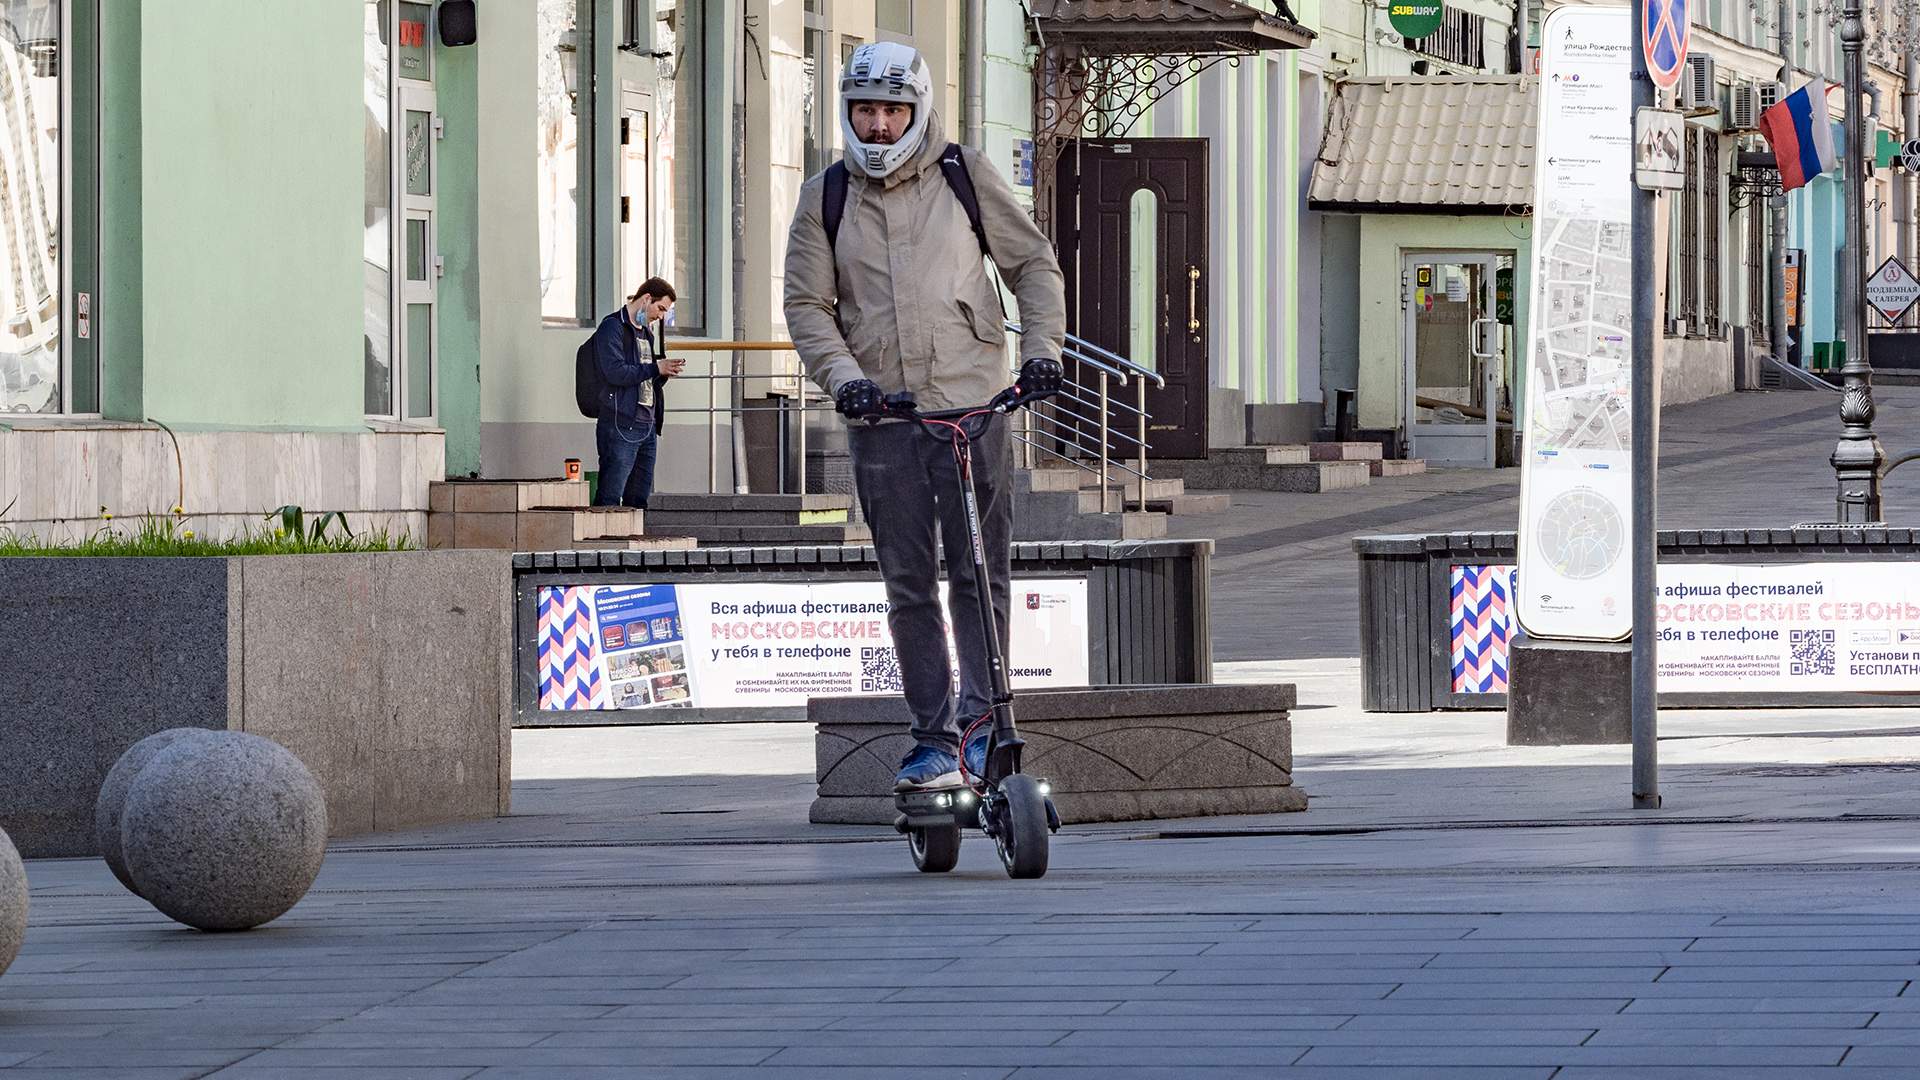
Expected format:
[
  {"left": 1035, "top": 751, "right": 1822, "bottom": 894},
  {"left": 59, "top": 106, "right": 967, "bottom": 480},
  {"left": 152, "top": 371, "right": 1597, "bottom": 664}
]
[{"left": 1832, "top": 0, "right": 1885, "bottom": 522}]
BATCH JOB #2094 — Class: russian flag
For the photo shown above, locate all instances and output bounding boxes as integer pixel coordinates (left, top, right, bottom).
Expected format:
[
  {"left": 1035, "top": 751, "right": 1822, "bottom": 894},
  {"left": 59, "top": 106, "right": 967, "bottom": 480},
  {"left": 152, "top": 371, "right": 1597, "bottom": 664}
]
[{"left": 1759, "top": 80, "right": 1837, "bottom": 191}]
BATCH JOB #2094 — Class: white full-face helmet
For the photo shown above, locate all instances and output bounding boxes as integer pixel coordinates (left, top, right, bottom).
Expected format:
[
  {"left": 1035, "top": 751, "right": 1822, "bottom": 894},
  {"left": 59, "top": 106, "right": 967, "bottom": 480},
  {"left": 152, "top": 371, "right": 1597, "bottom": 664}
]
[{"left": 839, "top": 42, "right": 932, "bottom": 179}]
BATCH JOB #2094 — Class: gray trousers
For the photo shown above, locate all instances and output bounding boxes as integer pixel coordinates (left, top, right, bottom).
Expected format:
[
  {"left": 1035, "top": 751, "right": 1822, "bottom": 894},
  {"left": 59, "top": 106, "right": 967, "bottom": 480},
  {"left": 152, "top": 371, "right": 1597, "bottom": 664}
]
[{"left": 848, "top": 414, "right": 1013, "bottom": 753}]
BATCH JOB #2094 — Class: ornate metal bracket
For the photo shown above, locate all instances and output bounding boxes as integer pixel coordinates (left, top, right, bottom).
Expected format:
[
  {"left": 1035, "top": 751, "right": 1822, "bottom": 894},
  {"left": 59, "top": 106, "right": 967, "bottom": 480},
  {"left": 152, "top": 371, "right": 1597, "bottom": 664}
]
[{"left": 1728, "top": 162, "right": 1782, "bottom": 210}]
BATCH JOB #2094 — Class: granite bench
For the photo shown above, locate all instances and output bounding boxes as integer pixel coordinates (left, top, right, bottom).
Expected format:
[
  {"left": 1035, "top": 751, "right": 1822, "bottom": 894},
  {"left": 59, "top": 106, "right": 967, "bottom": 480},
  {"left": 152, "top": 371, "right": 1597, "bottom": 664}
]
[{"left": 810, "top": 684, "right": 1304, "bottom": 825}]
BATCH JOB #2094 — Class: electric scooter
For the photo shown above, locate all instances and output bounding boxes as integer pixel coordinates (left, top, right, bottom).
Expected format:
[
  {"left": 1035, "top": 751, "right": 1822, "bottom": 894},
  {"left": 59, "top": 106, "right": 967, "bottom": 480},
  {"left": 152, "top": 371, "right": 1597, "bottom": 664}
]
[{"left": 874, "top": 384, "right": 1062, "bottom": 879}]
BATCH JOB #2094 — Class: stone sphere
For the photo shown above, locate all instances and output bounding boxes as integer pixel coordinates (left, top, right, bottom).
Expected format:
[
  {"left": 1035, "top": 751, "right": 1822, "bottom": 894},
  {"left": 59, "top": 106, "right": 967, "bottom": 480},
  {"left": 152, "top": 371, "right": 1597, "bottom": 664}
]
[
  {"left": 121, "top": 731, "right": 328, "bottom": 932},
  {"left": 95, "top": 727, "right": 218, "bottom": 896},
  {"left": 0, "top": 826, "right": 25, "bottom": 978}
]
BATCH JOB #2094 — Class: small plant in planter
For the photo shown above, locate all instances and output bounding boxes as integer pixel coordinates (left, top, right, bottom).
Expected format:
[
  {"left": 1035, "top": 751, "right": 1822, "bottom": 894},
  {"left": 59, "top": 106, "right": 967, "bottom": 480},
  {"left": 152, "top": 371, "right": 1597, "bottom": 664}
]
[{"left": 0, "top": 506, "right": 412, "bottom": 557}]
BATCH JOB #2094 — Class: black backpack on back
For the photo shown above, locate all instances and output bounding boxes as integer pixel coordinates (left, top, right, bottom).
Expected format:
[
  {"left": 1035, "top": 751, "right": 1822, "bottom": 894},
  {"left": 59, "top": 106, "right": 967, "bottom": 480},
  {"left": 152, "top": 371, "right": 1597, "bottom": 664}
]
[
  {"left": 575, "top": 316, "right": 653, "bottom": 420},
  {"left": 574, "top": 335, "right": 603, "bottom": 419},
  {"left": 823, "top": 143, "right": 991, "bottom": 259}
]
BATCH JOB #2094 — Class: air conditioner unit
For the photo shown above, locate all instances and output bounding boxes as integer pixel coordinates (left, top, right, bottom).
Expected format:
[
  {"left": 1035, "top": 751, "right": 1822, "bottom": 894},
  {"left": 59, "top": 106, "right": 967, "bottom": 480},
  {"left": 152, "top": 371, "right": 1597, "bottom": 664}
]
[
  {"left": 1729, "top": 83, "right": 1761, "bottom": 132},
  {"left": 1757, "top": 81, "right": 1784, "bottom": 111},
  {"left": 1682, "top": 55, "right": 1719, "bottom": 112}
]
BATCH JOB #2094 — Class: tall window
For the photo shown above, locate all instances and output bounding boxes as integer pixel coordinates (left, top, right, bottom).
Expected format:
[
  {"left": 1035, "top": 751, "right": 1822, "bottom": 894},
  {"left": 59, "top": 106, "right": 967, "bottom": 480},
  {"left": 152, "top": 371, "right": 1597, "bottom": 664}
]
[
  {"left": 655, "top": 0, "right": 705, "bottom": 332},
  {"left": 876, "top": 0, "right": 912, "bottom": 36},
  {"left": 1, "top": 0, "right": 70, "bottom": 413},
  {"left": 1679, "top": 125, "right": 1699, "bottom": 332},
  {"left": 538, "top": 0, "right": 584, "bottom": 324},
  {"left": 364, "top": 2, "right": 393, "bottom": 412},
  {"left": 1410, "top": 7, "right": 1486, "bottom": 70},
  {"left": 803, "top": 3, "right": 832, "bottom": 177},
  {"left": 1747, "top": 200, "right": 1768, "bottom": 340},
  {"left": 1702, "top": 129, "right": 1721, "bottom": 337}
]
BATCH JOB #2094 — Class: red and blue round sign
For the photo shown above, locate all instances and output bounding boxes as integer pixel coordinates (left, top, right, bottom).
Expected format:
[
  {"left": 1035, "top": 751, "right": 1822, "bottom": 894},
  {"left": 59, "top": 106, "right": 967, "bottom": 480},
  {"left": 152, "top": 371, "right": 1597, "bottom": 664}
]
[{"left": 1644, "top": 0, "right": 1689, "bottom": 90}]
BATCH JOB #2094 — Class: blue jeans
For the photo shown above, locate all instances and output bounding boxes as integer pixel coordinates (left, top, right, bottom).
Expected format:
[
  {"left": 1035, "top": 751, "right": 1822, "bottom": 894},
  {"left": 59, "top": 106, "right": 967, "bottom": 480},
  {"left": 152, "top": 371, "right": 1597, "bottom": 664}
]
[{"left": 594, "top": 415, "right": 658, "bottom": 509}]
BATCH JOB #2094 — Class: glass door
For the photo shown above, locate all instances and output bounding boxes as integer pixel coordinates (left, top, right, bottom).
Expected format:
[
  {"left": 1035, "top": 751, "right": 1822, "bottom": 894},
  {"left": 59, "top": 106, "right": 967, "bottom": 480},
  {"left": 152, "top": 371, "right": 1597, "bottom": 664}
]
[{"left": 1404, "top": 254, "right": 1501, "bottom": 467}]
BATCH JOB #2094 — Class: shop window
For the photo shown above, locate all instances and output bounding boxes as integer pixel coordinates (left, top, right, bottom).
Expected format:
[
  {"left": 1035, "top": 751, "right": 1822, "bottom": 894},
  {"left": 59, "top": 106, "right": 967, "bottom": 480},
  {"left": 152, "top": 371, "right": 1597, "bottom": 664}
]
[
  {"left": 538, "top": 0, "right": 586, "bottom": 325},
  {"left": 1, "top": 0, "right": 87, "bottom": 414}
]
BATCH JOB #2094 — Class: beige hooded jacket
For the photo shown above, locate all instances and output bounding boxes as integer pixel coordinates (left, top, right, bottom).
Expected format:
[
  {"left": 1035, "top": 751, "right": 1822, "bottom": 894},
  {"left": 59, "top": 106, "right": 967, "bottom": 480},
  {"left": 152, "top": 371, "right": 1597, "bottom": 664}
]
[{"left": 782, "top": 105, "right": 1066, "bottom": 414}]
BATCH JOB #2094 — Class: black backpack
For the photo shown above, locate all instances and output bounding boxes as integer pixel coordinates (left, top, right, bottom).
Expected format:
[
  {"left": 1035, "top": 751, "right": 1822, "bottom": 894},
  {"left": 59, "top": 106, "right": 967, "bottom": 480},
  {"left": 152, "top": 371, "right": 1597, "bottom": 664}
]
[
  {"left": 574, "top": 334, "right": 604, "bottom": 419},
  {"left": 823, "top": 143, "right": 990, "bottom": 259},
  {"left": 574, "top": 316, "right": 654, "bottom": 419}
]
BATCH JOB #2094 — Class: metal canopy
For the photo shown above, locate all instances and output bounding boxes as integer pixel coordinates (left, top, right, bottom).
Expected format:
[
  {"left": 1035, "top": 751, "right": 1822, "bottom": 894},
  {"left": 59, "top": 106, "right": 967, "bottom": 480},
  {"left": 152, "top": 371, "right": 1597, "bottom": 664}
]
[
  {"left": 1025, "top": 0, "right": 1315, "bottom": 235},
  {"left": 1026, "top": 0, "right": 1315, "bottom": 54}
]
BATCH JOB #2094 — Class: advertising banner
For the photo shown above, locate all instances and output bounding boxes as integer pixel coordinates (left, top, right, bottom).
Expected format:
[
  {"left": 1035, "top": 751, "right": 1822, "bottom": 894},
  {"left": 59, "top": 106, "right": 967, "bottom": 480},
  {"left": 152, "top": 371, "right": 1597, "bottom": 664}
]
[
  {"left": 1517, "top": 4, "right": 1637, "bottom": 642},
  {"left": 536, "top": 579, "right": 1090, "bottom": 712},
  {"left": 1452, "top": 562, "right": 1920, "bottom": 694}
]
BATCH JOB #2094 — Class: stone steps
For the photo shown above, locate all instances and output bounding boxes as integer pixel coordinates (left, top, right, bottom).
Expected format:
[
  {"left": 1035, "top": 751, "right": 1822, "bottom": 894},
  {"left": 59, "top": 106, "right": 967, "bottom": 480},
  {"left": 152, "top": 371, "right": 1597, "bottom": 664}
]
[
  {"left": 1308, "top": 441, "right": 1386, "bottom": 462},
  {"left": 1171, "top": 459, "right": 1373, "bottom": 493},
  {"left": 1147, "top": 492, "right": 1233, "bottom": 515},
  {"left": 1372, "top": 459, "right": 1428, "bottom": 478},
  {"left": 670, "top": 522, "right": 873, "bottom": 545},
  {"left": 636, "top": 492, "right": 857, "bottom": 545}
]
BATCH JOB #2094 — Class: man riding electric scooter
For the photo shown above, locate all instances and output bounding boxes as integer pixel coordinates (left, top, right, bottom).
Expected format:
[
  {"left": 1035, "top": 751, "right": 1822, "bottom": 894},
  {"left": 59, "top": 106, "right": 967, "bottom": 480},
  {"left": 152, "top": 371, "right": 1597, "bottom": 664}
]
[{"left": 782, "top": 42, "right": 1066, "bottom": 795}]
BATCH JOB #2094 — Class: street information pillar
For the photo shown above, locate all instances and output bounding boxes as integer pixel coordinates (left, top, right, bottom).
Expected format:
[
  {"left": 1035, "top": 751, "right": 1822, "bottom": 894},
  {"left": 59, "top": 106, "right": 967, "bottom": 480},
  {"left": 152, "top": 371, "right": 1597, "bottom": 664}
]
[{"left": 1516, "top": 4, "right": 1660, "bottom": 806}]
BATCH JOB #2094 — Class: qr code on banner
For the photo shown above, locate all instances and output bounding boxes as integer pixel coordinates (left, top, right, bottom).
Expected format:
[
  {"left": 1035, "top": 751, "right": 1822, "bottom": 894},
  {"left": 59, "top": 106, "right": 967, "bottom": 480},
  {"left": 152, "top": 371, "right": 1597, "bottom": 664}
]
[
  {"left": 1790, "top": 629, "right": 1836, "bottom": 676},
  {"left": 860, "top": 646, "right": 904, "bottom": 692}
]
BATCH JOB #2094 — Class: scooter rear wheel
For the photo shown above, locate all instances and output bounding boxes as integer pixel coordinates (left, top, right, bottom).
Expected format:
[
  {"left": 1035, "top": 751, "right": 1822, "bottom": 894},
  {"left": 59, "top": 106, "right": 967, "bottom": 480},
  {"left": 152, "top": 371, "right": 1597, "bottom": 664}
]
[
  {"left": 994, "top": 774, "right": 1050, "bottom": 879},
  {"left": 908, "top": 823, "right": 961, "bottom": 873}
]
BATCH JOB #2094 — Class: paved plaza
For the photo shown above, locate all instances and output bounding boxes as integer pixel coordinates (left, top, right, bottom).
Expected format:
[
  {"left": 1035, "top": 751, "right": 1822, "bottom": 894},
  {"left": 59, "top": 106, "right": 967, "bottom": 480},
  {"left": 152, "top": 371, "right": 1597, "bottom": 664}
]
[
  {"left": 12, "top": 388, "right": 1920, "bottom": 1077},
  {"left": 1197, "top": 384, "right": 1920, "bottom": 660}
]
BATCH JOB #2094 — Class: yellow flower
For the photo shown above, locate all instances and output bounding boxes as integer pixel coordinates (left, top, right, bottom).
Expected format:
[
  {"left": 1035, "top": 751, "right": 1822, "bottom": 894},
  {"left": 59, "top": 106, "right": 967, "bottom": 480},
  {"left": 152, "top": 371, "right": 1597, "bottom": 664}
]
[
  {"left": 275, "top": 528, "right": 286, "bottom": 538},
  {"left": 182, "top": 530, "right": 195, "bottom": 539},
  {"left": 172, "top": 505, "right": 184, "bottom": 516}
]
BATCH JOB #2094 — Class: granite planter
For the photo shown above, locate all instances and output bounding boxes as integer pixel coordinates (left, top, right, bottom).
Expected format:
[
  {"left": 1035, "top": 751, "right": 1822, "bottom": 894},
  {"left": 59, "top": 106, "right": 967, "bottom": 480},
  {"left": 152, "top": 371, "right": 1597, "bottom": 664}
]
[
  {"left": 811, "top": 684, "right": 1304, "bottom": 825},
  {"left": 0, "top": 550, "right": 512, "bottom": 857}
]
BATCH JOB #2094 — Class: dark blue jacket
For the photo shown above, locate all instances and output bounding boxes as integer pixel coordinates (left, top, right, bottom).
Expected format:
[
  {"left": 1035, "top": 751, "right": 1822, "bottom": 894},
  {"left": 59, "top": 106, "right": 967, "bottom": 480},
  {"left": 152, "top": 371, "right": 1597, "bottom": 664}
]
[{"left": 594, "top": 308, "right": 668, "bottom": 437}]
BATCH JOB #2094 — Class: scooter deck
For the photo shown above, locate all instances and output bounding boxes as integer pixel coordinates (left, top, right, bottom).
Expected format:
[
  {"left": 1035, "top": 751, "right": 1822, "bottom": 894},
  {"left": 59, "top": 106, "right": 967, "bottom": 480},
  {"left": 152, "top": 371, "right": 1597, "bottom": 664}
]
[{"left": 892, "top": 784, "right": 979, "bottom": 831}]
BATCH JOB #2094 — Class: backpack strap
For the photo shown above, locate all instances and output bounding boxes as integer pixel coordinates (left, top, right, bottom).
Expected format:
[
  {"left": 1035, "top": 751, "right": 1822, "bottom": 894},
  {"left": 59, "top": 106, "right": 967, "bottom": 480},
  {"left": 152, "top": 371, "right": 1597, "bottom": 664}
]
[
  {"left": 822, "top": 148, "right": 989, "bottom": 260},
  {"left": 822, "top": 162, "right": 849, "bottom": 252},
  {"left": 936, "top": 143, "right": 991, "bottom": 260}
]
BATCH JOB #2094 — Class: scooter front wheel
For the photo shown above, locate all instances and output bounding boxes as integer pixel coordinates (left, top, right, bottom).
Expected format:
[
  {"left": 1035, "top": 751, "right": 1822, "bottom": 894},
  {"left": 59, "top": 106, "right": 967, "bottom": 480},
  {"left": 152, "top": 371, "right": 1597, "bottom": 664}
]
[
  {"left": 994, "top": 774, "right": 1050, "bottom": 879},
  {"left": 909, "top": 823, "right": 961, "bottom": 873}
]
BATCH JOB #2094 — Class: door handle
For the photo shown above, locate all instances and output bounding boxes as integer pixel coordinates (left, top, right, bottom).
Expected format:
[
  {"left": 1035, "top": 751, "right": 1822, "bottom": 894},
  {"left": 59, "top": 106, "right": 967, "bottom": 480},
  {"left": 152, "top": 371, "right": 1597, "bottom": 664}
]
[
  {"left": 1470, "top": 317, "right": 1496, "bottom": 359},
  {"left": 1187, "top": 266, "right": 1200, "bottom": 334}
]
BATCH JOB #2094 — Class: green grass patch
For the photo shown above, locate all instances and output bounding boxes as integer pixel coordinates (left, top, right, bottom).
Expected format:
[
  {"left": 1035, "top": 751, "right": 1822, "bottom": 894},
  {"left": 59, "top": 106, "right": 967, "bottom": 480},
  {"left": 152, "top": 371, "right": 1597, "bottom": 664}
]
[{"left": 0, "top": 505, "right": 413, "bottom": 557}]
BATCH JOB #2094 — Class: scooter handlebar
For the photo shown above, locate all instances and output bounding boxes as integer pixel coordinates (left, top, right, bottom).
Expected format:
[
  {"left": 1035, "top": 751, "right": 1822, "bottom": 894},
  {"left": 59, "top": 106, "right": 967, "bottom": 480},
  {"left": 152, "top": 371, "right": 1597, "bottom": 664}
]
[{"left": 870, "top": 384, "right": 1056, "bottom": 426}]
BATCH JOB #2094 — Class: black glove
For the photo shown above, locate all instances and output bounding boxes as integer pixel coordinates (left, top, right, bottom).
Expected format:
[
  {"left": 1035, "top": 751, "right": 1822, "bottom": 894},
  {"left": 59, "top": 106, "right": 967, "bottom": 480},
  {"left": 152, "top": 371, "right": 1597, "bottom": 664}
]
[
  {"left": 1017, "top": 357, "right": 1065, "bottom": 398},
  {"left": 835, "top": 378, "right": 885, "bottom": 421}
]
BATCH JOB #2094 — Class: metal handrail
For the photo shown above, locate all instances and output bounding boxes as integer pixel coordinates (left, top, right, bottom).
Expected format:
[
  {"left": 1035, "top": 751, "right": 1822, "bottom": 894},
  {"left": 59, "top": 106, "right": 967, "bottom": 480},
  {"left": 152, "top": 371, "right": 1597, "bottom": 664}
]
[
  {"left": 661, "top": 329, "right": 1161, "bottom": 515},
  {"left": 1004, "top": 321, "right": 1166, "bottom": 388},
  {"left": 1030, "top": 384, "right": 1147, "bottom": 424},
  {"left": 1026, "top": 408, "right": 1149, "bottom": 452}
]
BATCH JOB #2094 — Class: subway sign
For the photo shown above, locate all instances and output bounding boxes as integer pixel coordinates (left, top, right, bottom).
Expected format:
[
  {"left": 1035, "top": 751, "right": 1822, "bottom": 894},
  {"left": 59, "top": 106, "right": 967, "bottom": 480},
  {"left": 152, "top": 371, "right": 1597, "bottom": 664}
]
[{"left": 1390, "top": 2, "right": 1445, "bottom": 39}]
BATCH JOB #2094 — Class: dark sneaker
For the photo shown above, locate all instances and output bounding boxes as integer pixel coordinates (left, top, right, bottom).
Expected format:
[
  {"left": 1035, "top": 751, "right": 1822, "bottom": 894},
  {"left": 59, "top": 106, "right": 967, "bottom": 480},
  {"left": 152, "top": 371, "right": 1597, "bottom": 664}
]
[
  {"left": 895, "top": 745, "right": 961, "bottom": 790},
  {"left": 963, "top": 727, "right": 991, "bottom": 779}
]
